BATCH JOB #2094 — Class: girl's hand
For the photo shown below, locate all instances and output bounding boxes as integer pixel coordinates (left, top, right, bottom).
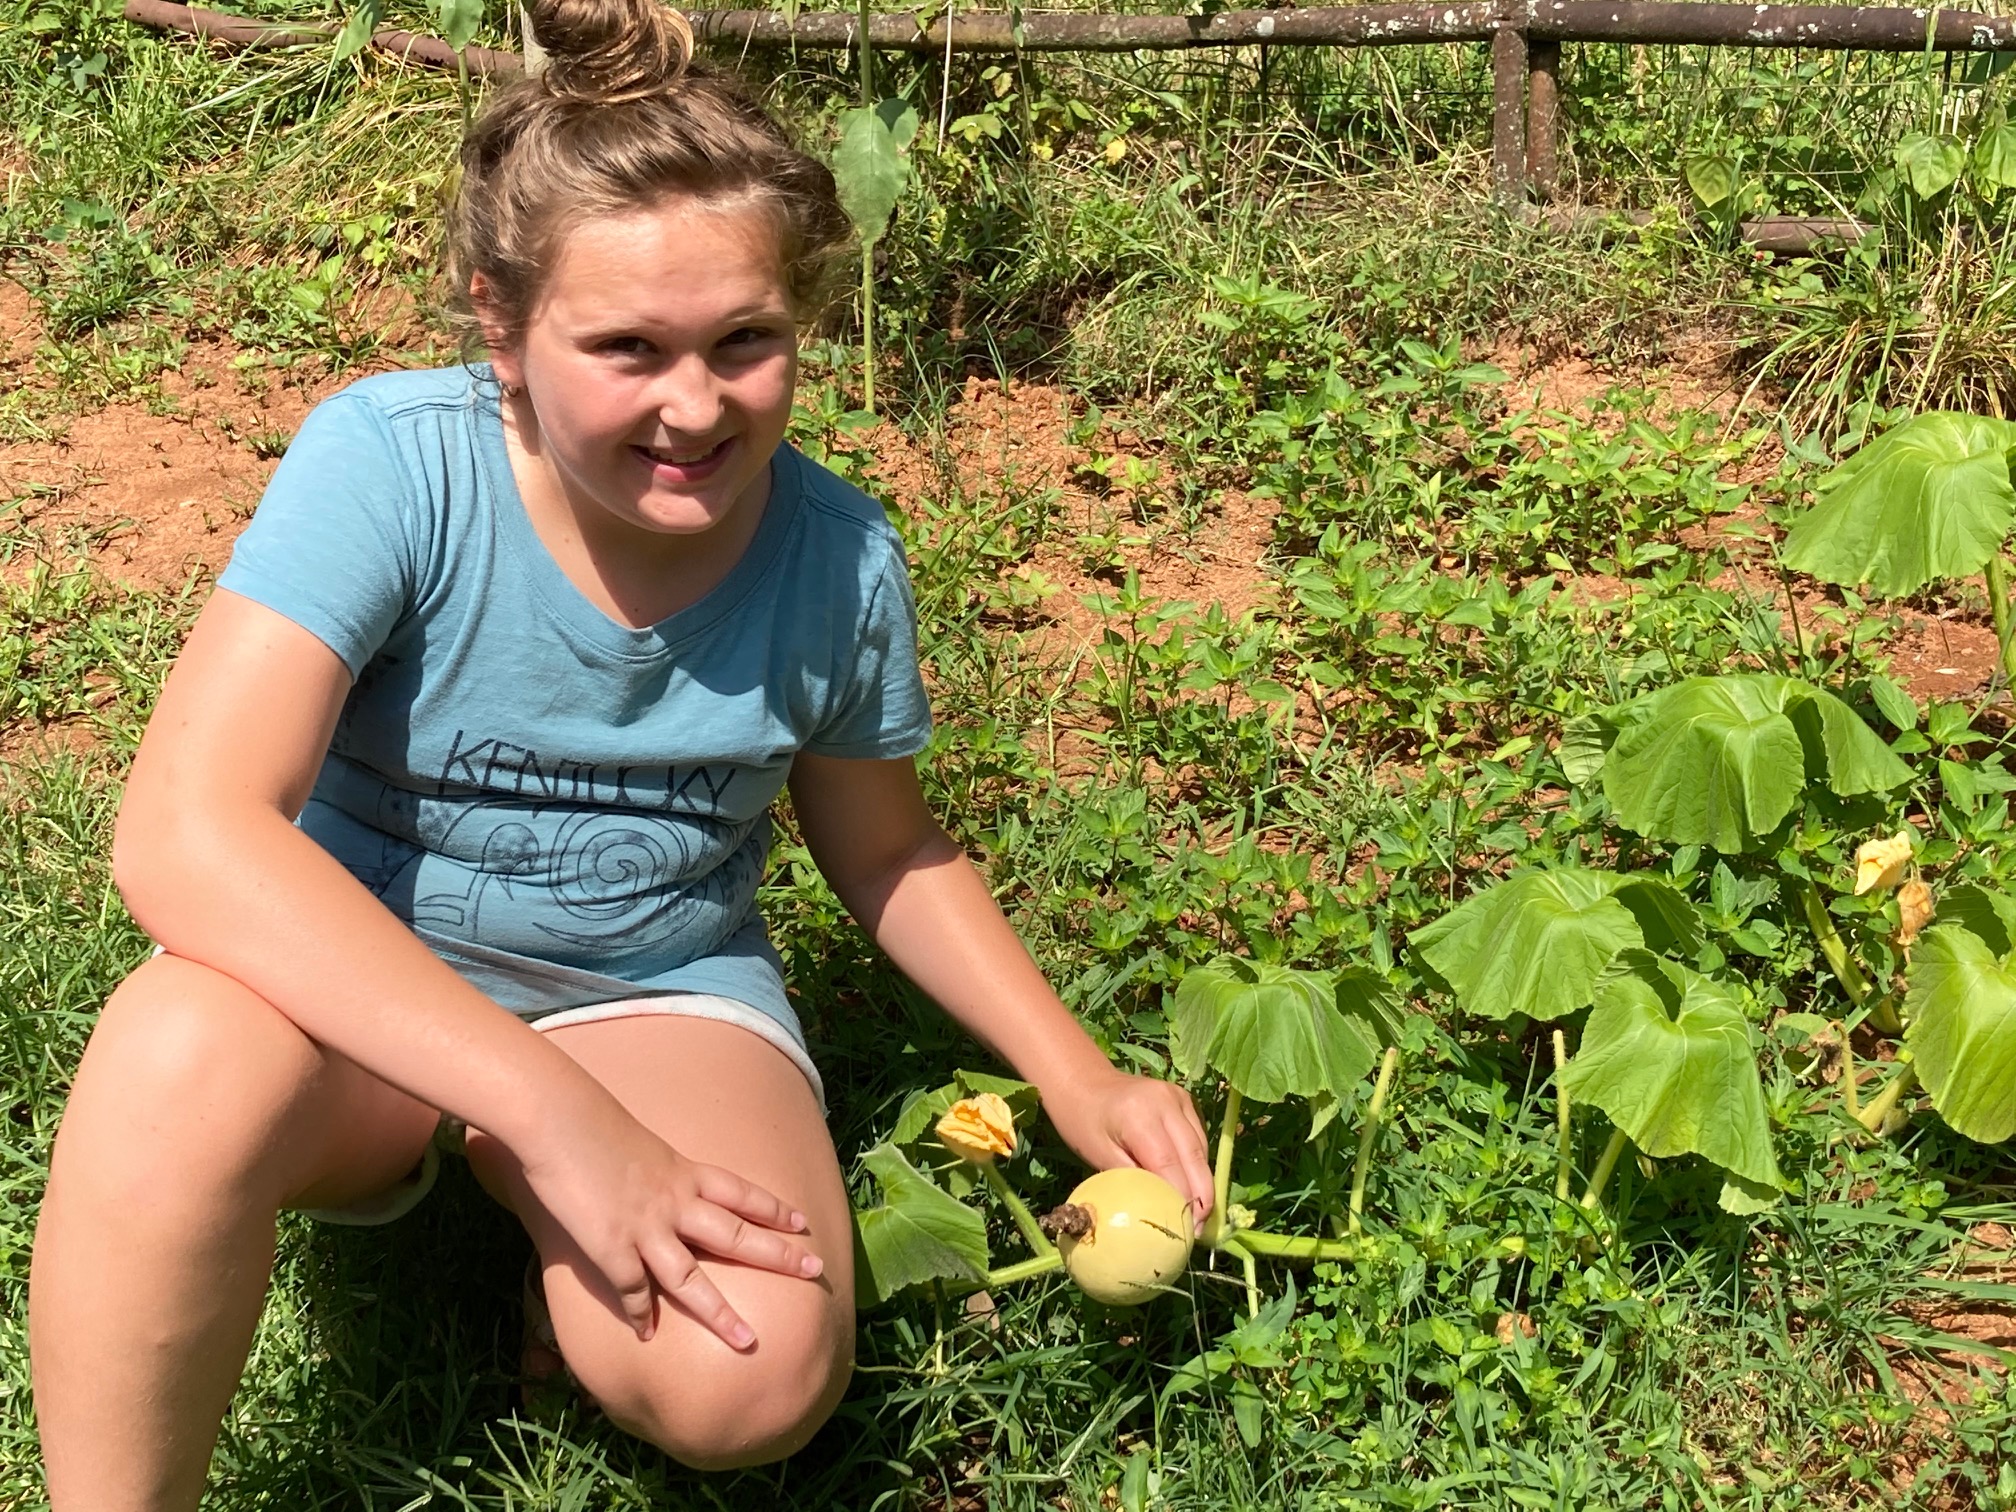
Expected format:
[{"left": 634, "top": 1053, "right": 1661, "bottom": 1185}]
[
  {"left": 1041, "top": 1066, "right": 1215, "bottom": 1223},
  {"left": 513, "top": 1097, "right": 824, "bottom": 1350}
]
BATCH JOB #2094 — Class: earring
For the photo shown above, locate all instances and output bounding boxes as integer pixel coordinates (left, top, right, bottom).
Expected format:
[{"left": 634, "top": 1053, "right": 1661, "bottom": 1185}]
[{"left": 499, "top": 380, "right": 524, "bottom": 398}]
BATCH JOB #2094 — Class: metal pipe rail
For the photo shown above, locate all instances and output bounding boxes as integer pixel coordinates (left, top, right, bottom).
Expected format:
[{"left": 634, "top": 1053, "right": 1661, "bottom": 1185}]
[{"left": 123, "top": 1, "right": 2016, "bottom": 66}]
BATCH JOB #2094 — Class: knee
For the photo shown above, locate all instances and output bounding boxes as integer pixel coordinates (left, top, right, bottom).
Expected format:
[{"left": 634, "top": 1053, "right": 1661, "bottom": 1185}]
[
  {"left": 63, "top": 958, "right": 319, "bottom": 1174},
  {"left": 589, "top": 1318, "right": 854, "bottom": 1471}
]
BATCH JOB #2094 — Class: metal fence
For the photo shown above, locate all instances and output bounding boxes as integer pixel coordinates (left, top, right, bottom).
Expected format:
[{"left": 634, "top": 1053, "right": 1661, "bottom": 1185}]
[{"left": 123, "top": 0, "right": 2016, "bottom": 233}]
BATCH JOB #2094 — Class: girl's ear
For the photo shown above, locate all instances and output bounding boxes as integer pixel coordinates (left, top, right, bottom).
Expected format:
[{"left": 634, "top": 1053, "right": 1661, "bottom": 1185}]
[{"left": 468, "top": 272, "right": 524, "bottom": 388}]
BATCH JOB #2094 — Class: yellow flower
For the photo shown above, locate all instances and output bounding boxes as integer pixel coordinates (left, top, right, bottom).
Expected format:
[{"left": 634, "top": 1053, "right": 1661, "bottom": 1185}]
[
  {"left": 1853, "top": 831, "right": 1913, "bottom": 895},
  {"left": 936, "top": 1093, "right": 1017, "bottom": 1163}
]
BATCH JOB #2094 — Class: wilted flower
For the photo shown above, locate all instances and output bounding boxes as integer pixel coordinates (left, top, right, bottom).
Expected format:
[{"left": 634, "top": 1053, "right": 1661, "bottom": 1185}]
[
  {"left": 936, "top": 1093, "right": 1016, "bottom": 1163},
  {"left": 1853, "top": 831, "right": 1914, "bottom": 895},
  {"left": 1897, "top": 878, "right": 1935, "bottom": 947}
]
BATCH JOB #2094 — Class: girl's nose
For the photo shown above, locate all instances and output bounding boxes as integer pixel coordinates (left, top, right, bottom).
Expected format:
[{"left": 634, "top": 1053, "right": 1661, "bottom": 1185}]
[{"left": 651, "top": 361, "right": 726, "bottom": 435}]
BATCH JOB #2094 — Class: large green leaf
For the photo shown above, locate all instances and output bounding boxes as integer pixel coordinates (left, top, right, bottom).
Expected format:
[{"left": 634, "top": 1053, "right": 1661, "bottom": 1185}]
[
  {"left": 1599, "top": 675, "right": 1910, "bottom": 851},
  {"left": 1939, "top": 884, "right": 2016, "bottom": 956},
  {"left": 1781, "top": 412, "right": 2016, "bottom": 598},
  {"left": 1895, "top": 132, "right": 1967, "bottom": 198},
  {"left": 1601, "top": 678, "right": 1806, "bottom": 850},
  {"left": 1975, "top": 122, "right": 2016, "bottom": 192},
  {"left": 1683, "top": 152, "right": 1739, "bottom": 208},
  {"left": 1409, "top": 868, "right": 1698, "bottom": 1021},
  {"left": 332, "top": 0, "right": 382, "bottom": 60},
  {"left": 851, "top": 1144, "right": 988, "bottom": 1306},
  {"left": 1169, "top": 959, "right": 1390, "bottom": 1104},
  {"left": 832, "top": 98, "right": 919, "bottom": 246},
  {"left": 1561, "top": 953, "right": 1783, "bottom": 1195},
  {"left": 437, "top": 0, "right": 482, "bottom": 49},
  {"left": 1788, "top": 689, "right": 1918, "bottom": 796},
  {"left": 1904, "top": 925, "right": 2016, "bottom": 1144}
]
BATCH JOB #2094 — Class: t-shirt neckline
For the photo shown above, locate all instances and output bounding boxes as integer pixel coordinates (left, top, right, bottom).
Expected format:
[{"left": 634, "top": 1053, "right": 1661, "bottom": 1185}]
[{"left": 469, "top": 363, "right": 802, "bottom": 659}]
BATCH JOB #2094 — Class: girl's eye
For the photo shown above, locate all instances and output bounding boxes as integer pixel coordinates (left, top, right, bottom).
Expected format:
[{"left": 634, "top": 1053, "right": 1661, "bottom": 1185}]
[
  {"left": 599, "top": 336, "right": 653, "bottom": 356},
  {"left": 723, "top": 326, "right": 781, "bottom": 349}
]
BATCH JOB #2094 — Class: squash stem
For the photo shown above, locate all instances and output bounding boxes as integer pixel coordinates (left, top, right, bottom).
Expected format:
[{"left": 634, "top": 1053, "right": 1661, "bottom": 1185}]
[
  {"left": 1201, "top": 1086, "right": 1242, "bottom": 1250},
  {"left": 1553, "top": 1029, "right": 1573, "bottom": 1203},
  {"left": 1237, "top": 1239, "right": 1261, "bottom": 1317},
  {"left": 982, "top": 1252, "right": 1064, "bottom": 1288},
  {"left": 1348, "top": 1047, "right": 1402, "bottom": 1236},
  {"left": 1580, "top": 1126, "right": 1630, "bottom": 1210},
  {"left": 1231, "top": 1228, "right": 1369, "bottom": 1264},
  {"left": 1855, "top": 1061, "right": 1919, "bottom": 1135},
  {"left": 1837, "top": 1022, "right": 1863, "bottom": 1123},
  {"left": 1986, "top": 555, "right": 2016, "bottom": 686},
  {"left": 1796, "top": 881, "right": 1875, "bottom": 1011},
  {"left": 982, "top": 1162, "right": 1056, "bottom": 1260}
]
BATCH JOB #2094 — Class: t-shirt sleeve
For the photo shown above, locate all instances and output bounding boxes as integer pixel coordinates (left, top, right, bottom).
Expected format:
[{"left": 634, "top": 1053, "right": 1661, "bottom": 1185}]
[
  {"left": 805, "top": 535, "right": 935, "bottom": 759},
  {"left": 215, "top": 391, "right": 419, "bottom": 678}
]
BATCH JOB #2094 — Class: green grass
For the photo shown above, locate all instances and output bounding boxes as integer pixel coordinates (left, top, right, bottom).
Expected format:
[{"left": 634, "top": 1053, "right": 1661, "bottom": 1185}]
[{"left": 7, "top": 3, "right": 2016, "bottom": 1508}]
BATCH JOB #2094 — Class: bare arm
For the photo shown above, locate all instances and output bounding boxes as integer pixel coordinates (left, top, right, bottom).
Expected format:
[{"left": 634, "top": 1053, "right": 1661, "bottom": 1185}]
[
  {"left": 115, "top": 590, "right": 818, "bottom": 1342},
  {"left": 116, "top": 589, "right": 610, "bottom": 1149},
  {"left": 787, "top": 752, "right": 1213, "bottom": 1214}
]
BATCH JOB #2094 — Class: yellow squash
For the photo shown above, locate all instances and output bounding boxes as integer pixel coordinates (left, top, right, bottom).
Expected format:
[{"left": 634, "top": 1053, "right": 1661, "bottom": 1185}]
[{"left": 1051, "top": 1168, "right": 1194, "bottom": 1306}]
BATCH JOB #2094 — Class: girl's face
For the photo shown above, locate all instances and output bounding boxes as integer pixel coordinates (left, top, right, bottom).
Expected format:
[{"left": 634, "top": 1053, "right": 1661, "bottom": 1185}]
[{"left": 488, "top": 196, "right": 798, "bottom": 547}]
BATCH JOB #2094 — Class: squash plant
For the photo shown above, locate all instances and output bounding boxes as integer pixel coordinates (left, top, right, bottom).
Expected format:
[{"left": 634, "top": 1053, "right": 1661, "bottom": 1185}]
[
  {"left": 849, "top": 961, "right": 1408, "bottom": 1314},
  {"left": 1780, "top": 410, "right": 2016, "bottom": 681},
  {"left": 1417, "top": 668, "right": 2015, "bottom": 1179},
  {"left": 1410, "top": 868, "right": 1783, "bottom": 1212}
]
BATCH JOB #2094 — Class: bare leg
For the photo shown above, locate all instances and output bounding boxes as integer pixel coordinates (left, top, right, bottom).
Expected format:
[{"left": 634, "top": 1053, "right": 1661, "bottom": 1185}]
[
  {"left": 466, "top": 1016, "right": 854, "bottom": 1470},
  {"left": 29, "top": 954, "right": 440, "bottom": 1512}
]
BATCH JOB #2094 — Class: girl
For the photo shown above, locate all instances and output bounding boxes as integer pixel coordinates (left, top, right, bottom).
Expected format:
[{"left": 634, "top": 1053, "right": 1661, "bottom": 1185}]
[{"left": 25, "top": 0, "right": 1214, "bottom": 1503}]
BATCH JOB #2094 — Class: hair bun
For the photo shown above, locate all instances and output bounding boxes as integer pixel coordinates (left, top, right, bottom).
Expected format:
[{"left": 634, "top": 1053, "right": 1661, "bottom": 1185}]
[{"left": 525, "top": 0, "right": 694, "bottom": 105}]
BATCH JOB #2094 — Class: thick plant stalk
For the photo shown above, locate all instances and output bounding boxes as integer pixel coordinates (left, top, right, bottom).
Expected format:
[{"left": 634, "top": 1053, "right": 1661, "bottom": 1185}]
[
  {"left": 1229, "top": 1237, "right": 1262, "bottom": 1317},
  {"left": 1837, "top": 1022, "right": 1862, "bottom": 1123},
  {"left": 1553, "top": 1029, "right": 1573, "bottom": 1202},
  {"left": 1856, "top": 1061, "right": 1919, "bottom": 1134},
  {"left": 854, "top": 0, "right": 878, "bottom": 415},
  {"left": 1580, "top": 1126, "right": 1630, "bottom": 1209},
  {"left": 1231, "top": 1229, "right": 1368, "bottom": 1264},
  {"left": 982, "top": 1163, "right": 1056, "bottom": 1259},
  {"left": 1987, "top": 555, "right": 2016, "bottom": 685},
  {"left": 1796, "top": 882, "right": 1898, "bottom": 1031},
  {"left": 1201, "top": 1087, "right": 1242, "bottom": 1250},
  {"left": 859, "top": 248, "right": 876, "bottom": 415},
  {"left": 983, "top": 1252, "right": 1063, "bottom": 1288},
  {"left": 1348, "top": 1047, "right": 1401, "bottom": 1235}
]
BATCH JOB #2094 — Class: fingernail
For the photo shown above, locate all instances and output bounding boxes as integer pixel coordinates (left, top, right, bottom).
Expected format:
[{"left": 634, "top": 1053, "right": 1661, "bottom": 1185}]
[
  {"left": 791, "top": 1210, "right": 809, "bottom": 1231},
  {"left": 732, "top": 1323, "right": 756, "bottom": 1349},
  {"left": 800, "top": 1254, "right": 824, "bottom": 1278}
]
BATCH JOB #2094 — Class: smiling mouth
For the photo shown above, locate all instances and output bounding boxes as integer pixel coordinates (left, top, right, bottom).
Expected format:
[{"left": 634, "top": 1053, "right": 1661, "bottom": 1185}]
[{"left": 634, "top": 438, "right": 731, "bottom": 466}]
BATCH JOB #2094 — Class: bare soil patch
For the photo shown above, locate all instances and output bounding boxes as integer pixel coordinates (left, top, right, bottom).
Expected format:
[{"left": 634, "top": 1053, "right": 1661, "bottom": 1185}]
[
  {"left": 0, "top": 280, "right": 397, "bottom": 592},
  {"left": 866, "top": 375, "right": 1281, "bottom": 667}
]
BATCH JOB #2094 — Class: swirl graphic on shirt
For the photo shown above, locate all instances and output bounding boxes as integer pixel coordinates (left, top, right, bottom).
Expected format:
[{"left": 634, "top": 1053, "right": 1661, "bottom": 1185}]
[{"left": 405, "top": 800, "right": 763, "bottom": 959}]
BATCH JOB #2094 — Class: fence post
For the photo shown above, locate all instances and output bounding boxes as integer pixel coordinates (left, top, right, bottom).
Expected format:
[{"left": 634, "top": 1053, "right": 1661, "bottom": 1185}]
[
  {"left": 1525, "top": 38, "right": 1560, "bottom": 200},
  {"left": 1491, "top": 24, "right": 1528, "bottom": 204}
]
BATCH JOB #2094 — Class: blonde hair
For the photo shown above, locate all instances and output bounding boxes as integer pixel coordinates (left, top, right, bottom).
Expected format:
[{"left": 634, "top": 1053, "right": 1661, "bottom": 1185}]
[{"left": 444, "top": 0, "right": 853, "bottom": 352}]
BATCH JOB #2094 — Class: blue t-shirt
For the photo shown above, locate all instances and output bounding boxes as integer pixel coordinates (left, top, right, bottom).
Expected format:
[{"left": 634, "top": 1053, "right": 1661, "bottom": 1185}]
[{"left": 216, "top": 364, "right": 933, "bottom": 1029}]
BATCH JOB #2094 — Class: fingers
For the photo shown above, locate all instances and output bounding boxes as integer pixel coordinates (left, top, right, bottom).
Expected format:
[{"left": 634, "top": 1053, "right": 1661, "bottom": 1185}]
[
  {"left": 1113, "top": 1086, "right": 1215, "bottom": 1220},
  {"left": 690, "top": 1161, "right": 810, "bottom": 1235},
  {"left": 604, "top": 1253, "right": 660, "bottom": 1340},
  {"left": 679, "top": 1202, "right": 826, "bottom": 1280},
  {"left": 641, "top": 1240, "right": 758, "bottom": 1351},
  {"left": 1170, "top": 1089, "right": 1214, "bottom": 1217}
]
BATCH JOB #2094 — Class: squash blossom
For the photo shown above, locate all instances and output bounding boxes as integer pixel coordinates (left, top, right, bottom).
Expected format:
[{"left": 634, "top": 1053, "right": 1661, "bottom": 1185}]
[
  {"left": 936, "top": 1094, "right": 1017, "bottom": 1163},
  {"left": 1852, "top": 831, "right": 1913, "bottom": 895},
  {"left": 1897, "top": 878, "right": 1935, "bottom": 947}
]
